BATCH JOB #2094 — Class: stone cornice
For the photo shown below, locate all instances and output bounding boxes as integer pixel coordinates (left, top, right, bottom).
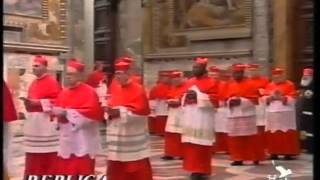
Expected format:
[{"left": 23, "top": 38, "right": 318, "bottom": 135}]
[
  {"left": 4, "top": 41, "right": 69, "bottom": 54},
  {"left": 144, "top": 49, "right": 251, "bottom": 60}
]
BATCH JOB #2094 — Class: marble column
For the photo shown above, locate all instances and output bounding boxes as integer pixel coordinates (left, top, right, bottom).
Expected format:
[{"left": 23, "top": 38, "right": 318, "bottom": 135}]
[
  {"left": 272, "top": 0, "right": 295, "bottom": 78},
  {"left": 142, "top": 0, "right": 153, "bottom": 55},
  {"left": 66, "top": 0, "right": 85, "bottom": 61},
  {"left": 117, "top": 0, "right": 144, "bottom": 73},
  {"left": 253, "top": 0, "right": 271, "bottom": 76},
  {"left": 84, "top": 0, "right": 95, "bottom": 71}
]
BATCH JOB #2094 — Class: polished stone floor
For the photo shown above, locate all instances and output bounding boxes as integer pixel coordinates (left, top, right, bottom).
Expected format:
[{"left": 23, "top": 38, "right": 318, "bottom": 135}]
[{"left": 7, "top": 121, "right": 313, "bottom": 180}]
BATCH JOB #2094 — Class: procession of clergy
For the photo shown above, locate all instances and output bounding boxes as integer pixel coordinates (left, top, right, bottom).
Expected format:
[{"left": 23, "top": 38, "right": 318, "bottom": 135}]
[{"left": 3, "top": 54, "right": 314, "bottom": 180}]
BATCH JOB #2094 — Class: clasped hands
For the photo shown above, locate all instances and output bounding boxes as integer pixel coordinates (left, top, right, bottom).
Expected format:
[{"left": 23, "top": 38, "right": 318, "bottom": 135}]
[
  {"left": 19, "top": 97, "right": 40, "bottom": 110},
  {"left": 184, "top": 90, "right": 197, "bottom": 104},
  {"left": 51, "top": 107, "right": 68, "bottom": 123},
  {"left": 104, "top": 107, "right": 121, "bottom": 119},
  {"left": 266, "top": 90, "right": 287, "bottom": 105},
  {"left": 167, "top": 99, "right": 181, "bottom": 106},
  {"left": 228, "top": 97, "right": 241, "bottom": 108}
]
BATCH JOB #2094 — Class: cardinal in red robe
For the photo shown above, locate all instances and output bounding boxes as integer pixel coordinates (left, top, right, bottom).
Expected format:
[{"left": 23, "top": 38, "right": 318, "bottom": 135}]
[
  {"left": 52, "top": 59, "right": 104, "bottom": 178},
  {"left": 181, "top": 57, "right": 218, "bottom": 179},
  {"left": 162, "top": 71, "right": 187, "bottom": 160},
  {"left": 3, "top": 81, "right": 18, "bottom": 122},
  {"left": 22, "top": 56, "right": 62, "bottom": 178},
  {"left": 118, "top": 56, "right": 143, "bottom": 84},
  {"left": 86, "top": 62, "right": 106, "bottom": 88},
  {"left": 211, "top": 68, "right": 231, "bottom": 154},
  {"left": 148, "top": 71, "right": 171, "bottom": 136},
  {"left": 109, "top": 56, "right": 142, "bottom": 92},
  {"left": 147, "top": 79, "right": 159, "bottom": 134},
  {"left": 86, "top": 62, "right": 109, "bottom": 107},
  {"left": 106, "top": 61, "right": 153, "bottom": 180},
  {"left": 225, "top": 64, "right": 265, "bottom": 166},
  {"left": 246, "top": 64, "right": 269, "bottom": 150},
  {"left": 208, "top": 65, "right": 220, "bottom": 81},
  {"left": 3, "top": 81, "right": 18, "bottom": 180},
  {"left": 263, "top": 68, "right": 300, "bottom": 160}
]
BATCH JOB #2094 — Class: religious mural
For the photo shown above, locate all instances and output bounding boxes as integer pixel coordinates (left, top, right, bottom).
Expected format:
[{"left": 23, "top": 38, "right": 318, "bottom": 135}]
[
  {"left": 4, "top": 0, "right": 67, "bottom": 44},
  {"left": 156, "top": 0, "right": 189, "bottom": 49},
  {"left": 4, "top": 0, "right": 42, "bottom": 17},
  {"left": 175, "top": 0, "right": 247, "bottom": 30},
  {"left": 146, "top": 0, "right": 252, "bottom": 54},
  {"left": 27, "top": 0, "right": 62, "bottom": 42}
]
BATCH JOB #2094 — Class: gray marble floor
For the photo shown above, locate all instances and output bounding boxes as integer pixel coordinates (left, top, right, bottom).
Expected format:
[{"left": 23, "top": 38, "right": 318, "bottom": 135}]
[{"left": 6, "top": 122, "right": 313, "bottom": 180}]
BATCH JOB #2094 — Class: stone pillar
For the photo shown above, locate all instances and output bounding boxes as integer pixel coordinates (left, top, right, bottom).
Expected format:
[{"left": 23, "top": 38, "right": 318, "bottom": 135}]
[
  {"left": 272, "top": 0, "right": 295, "bottom": 78},
  {"left": 117, "top": 0, "right": 144, "bottom": 73},
  {"left": 142, "top": 0, "right": 153, "bottom": 54},
  {"left": 84, "top": 0, "right": 95, "bottom": 71},
  {"left": 67, "top": 0, "right": 85, "bottom": 60},
  {"left": 253, "top": 0, "right": 271, "bottom": 76},
  {"left": 66, "top": 0, "right": 94, "bottom": 73}
]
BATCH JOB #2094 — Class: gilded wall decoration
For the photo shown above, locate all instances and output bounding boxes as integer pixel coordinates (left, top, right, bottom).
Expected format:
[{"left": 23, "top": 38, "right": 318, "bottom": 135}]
[
  {"left": 4, "top": 0, "right": 67, "bottom": 45},
  {"left": 27, "top": 0, "right": 61, "bottom": 42},
  {"left": 146, "top": 0, "right": 252, "bottom": 55}
]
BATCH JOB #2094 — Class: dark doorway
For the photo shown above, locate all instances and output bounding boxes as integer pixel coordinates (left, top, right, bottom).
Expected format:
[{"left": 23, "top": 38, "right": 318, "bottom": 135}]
[
  {"left": 94, "top": 0, "right": 118, "bottom": 74},
  {"left": 292, "top": 0, "right": 313, "bottom": 84}
]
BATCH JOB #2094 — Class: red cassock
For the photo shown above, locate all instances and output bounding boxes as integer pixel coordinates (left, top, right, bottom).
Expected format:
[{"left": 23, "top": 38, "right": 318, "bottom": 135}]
[
  {"left": 164, "top": 83, "right": 188, "bottom": 158},
  {"left": 226, "top": 79, "right": 265, "bottom": 161},
  {"left": 148, "top": 84, "right": 159, "bottom": 134},
  {"left": 131, "top": 74, "right": 143, "bottom": 85},
  {"left": 263, "top": 81, "right": 300, "bottom": 155},
  {"left": 3, "top": 81, "right": 17, "bottom": 180},
  {"left": 185, "top": 77, "right": 219, "bottom": 106},
  {"left": 148, "top": 82, "right": 171, "bottom": 136},
  {"left": 86, "top": 70, "right": 105, "bottom": 88},
  {"left": 182, "top": 76, "right": 218, "bottom": 175},
  {"left": 249, "top": 76, "right": 269, "bottom": 149},
  {"left": 107, "top": 82, "right": 153, "bottom": 180},
  {"left": 251, "top": 77, "right": 269, "bottom": 88},
  {"left": 54, "top": 83, "right": 104, "bottom": 177},
  {"left": 3, "top": 81, "right": 18, "bottom": 122},
  {"left": 23, "top": 74, "right": 61, "bottom": 177},
  {"left": 108, "top": 81, "right": 150, "bottom": 115},
  {"left": 213, "top": 80, "right": 230, "bottom": 153}
]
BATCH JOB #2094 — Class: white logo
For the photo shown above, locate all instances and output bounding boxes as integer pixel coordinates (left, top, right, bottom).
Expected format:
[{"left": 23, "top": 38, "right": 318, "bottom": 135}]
[{"left": 267, "top": 161, "right": 293, "bottom": 180}]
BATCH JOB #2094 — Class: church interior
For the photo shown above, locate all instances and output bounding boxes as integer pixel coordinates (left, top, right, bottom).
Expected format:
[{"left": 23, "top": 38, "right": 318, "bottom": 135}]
[{"left": 3, "top": 0, "right": 314, "bottom": 179}]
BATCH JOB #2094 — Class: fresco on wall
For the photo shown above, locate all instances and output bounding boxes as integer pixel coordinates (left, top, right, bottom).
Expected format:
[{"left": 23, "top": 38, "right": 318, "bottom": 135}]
[
  {"left": 157, "top": 0, "right": 189, "bottom": 49},
  {"left": 174, "top": 0, "right": 248, "bottom": 30},
  {"left": 4, "top": 0, "right": 42, "bottom": 17},
  {"left": 27, "top": 0, "right": 61, "bottom": 42},
  {"left": 4, "top": 0, "right": 67, "bottom": 45},
  {"left": 146, "top": 0, "right": 252, "bottom": 53}
]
